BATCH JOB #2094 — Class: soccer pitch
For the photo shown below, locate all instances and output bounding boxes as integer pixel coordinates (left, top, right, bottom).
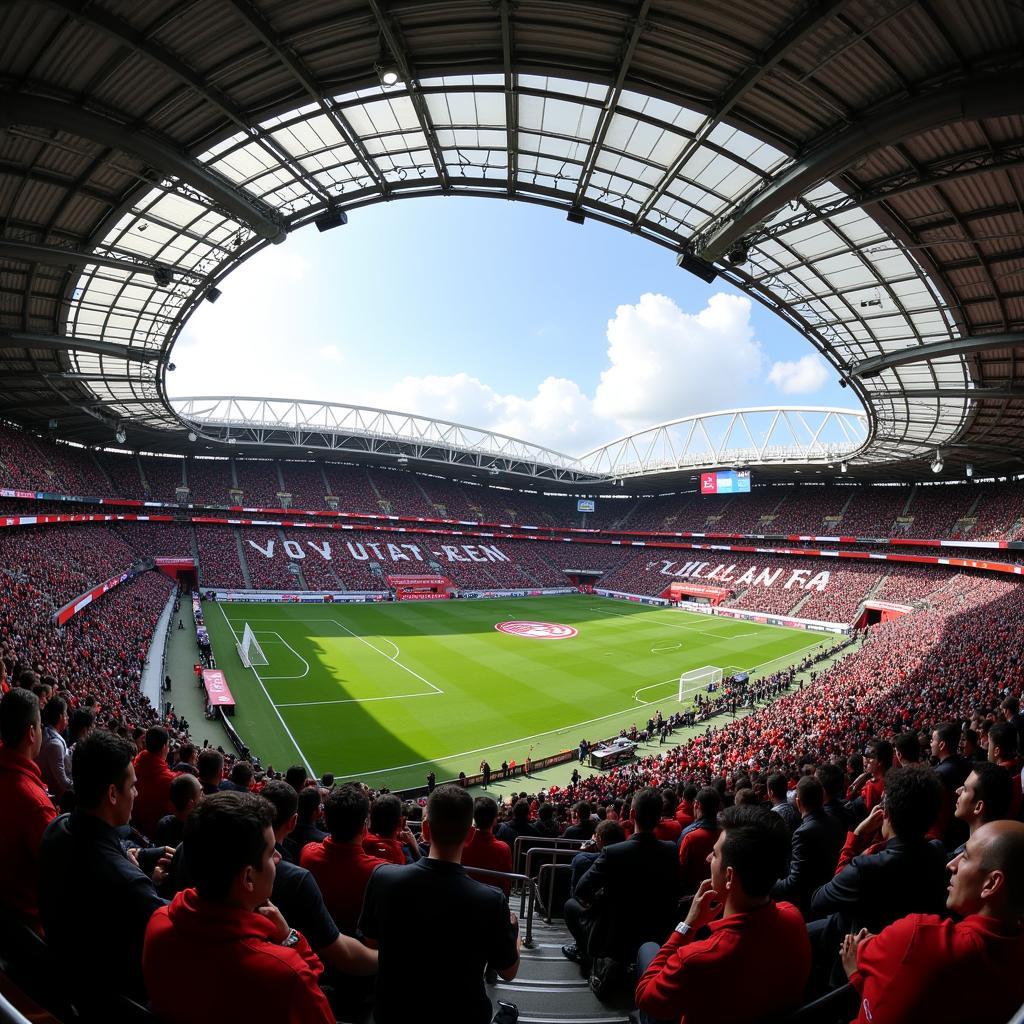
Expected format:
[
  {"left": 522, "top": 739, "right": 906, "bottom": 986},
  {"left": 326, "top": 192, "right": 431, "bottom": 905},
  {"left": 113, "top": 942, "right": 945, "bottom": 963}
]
[{"left": 205, "top": 596, "right": 828, "bottom": 790}]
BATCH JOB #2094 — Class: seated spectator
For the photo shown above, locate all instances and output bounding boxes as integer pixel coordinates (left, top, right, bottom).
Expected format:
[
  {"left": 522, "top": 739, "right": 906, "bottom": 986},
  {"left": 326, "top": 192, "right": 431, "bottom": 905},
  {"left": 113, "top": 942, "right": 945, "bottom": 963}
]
[
  {"left": 142, "top": 791, "right": 334, "bottom": 1024},
  {"left": 359, "top": 784, "right": 519, "bottom": 1024},
  {"left": 283, "top": 785, "right": 326, "bottom": 862},
  {"left": 562, "top": 800, "right": 596, "bottom": 841},
  {"left": 132, "top": 726, "right": 176, "bottom": 838},
  {"left": 462, "top": 796, "right": 513, "bottom": 894},
  {"left": 569, "top": 819, "right": 626, "bottom": 893},
  {"left": 221, "top": 759, "right": 254, "bottom": 793},
  {"left": 496, "top": 797, "right": 539, "bottom": 848},
  {"left": 172, "top": 741, "right": 198, "bottom": 776},
  {"left": 363, "top": 792, "right": 419, "bottom": 864},
  {"left": 987, "top": 721, "right": 1023, "bottom": 819},
  {"left": 817, "top": 762, "right": 854, "bottom": 833},
  {"left": 654, "top": 789, "right": 683, "bottom": 842},
  {"left": 842, "top": 820, "right": 1024, "bottom": 1023},
  {"left": 154, "top": 773, "right": 203, "bottom": 848},
  {"left": 534, "top": 801, "right": 561, "bottom": 838},
  {"left": 952, "top": 763, "right": 1013, "bottom": 854},
  {"left": 674, "top": 784, "right": 697, "bottom": 829},
  {"left": 39, "top": 730, "right": 169, "bottom": 1003},
  {"left": 848, "top": 739, "right": 893, "bottom": 812},
  {"left": 771, "top": 775, "right": 844, "bottom": 913},
  {"left": 36, "top": 695, "right": 73, "bottom": 797},
  {"left": 893, "top": 731, "right": 921, "bottom": 767},
  {"left": 1001, "top": 694, "right": 1024, "bottom": 749},
  {"left": 284, "top": 764, "right": 308, "bottom": 792},
  {"left": 931, "top": 721, "right": 971, "bottom": 847},
  {"left": 300, "top": 784, "right": 387, "bottom": 935},
  {"left": 563, "top": 788, "right": 679, "bottom": 972},
  {"left": 635, "top": 806, "right": 810, "bottom": 1024},
  {"left": 0, "top": 689, "right": 56, "bottom": 930},
  {"left": 678, "top": 787, "right": 722, "bottom": 895},
  {"left": 197, "top": 747, "right": 224, "bottom": 795},
  {"left": 768, "top": 773, "right": 800, "bottom": 832}
]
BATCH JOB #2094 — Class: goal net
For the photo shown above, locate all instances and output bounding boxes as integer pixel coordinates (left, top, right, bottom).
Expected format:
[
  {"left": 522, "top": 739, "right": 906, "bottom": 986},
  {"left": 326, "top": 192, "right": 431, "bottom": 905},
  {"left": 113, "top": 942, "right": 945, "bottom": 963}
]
[
  {"left": 237, "top": 623, "right": 268, "bottom": 669},
  {"left": 678, "top": 665, "right": 723, "bottom": 702}
]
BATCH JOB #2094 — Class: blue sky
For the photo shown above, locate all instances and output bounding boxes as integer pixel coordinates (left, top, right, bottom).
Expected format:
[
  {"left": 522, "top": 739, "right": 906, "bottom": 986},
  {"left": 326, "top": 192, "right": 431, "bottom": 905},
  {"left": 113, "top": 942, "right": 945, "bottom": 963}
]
[{"left": 169, "top": 196, "right": 856, "bottom": 454}]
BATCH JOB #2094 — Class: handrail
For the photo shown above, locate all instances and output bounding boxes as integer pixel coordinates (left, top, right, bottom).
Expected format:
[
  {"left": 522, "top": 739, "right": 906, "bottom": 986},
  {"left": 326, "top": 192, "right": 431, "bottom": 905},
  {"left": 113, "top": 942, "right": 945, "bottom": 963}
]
[
  {"left": 458, "top": 865, "right": 542, "bottom": 948},
  {"left": 537, "top": 862, "right": 576, "bottom": 924},
  {"left": 511, "top": 834, "right": 584, "bottom": 876}
]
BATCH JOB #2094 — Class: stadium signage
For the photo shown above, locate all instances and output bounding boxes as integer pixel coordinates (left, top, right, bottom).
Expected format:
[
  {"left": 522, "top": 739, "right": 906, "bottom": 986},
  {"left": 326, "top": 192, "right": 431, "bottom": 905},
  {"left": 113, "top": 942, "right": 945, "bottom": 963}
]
[
  {"left": 655, "top": 559, "right": 831, "bottom": 592},
  {"left": 244, "top": 537, "right": 511, "bottom": 565},
  {"left": 495, "top": 621, "right": 579, "bottom": 639}
]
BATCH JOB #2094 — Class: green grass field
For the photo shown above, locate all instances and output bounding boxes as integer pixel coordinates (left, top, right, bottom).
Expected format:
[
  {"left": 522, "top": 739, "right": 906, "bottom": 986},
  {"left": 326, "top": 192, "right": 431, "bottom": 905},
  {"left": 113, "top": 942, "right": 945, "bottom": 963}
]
[{"left": 204, "top": 595, "right": 828, "bottom": 790}]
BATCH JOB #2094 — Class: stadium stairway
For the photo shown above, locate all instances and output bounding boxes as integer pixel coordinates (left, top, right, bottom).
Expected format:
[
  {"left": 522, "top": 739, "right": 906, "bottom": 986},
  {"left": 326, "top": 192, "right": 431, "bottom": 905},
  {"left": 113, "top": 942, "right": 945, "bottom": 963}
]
[{"left": 486, "top": 911, "right": 633, "bottom": 1024}]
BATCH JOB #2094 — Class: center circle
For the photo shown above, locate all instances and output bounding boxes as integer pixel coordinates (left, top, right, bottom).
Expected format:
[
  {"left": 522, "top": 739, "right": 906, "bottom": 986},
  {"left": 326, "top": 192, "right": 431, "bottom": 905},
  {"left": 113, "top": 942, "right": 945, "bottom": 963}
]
[{"left": 495, "top": 620, "right": 578, "bottom": 640}]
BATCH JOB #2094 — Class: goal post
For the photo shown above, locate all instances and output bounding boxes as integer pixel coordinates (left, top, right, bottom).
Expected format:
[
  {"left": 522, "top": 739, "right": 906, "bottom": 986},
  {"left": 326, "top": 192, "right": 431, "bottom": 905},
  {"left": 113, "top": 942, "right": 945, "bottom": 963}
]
[
  {"left": 678, "top": 665, "right": 723, "bottom": 701},
  {"left": 237, "top": 623, "right": 268, "bottom": 669}
]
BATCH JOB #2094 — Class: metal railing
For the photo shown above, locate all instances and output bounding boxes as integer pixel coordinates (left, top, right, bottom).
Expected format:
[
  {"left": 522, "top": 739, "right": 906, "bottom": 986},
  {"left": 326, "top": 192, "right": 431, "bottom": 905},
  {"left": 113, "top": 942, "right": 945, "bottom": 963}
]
[{"left": 459, "top": 865, "right": 544, "bottom": 948}]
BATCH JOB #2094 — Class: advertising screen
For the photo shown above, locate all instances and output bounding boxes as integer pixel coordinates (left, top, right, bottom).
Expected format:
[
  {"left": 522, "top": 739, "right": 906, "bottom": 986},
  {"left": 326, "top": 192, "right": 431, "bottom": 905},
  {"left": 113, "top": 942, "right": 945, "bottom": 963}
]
[
  {"left": 577, "top": 499, "right": 596, "bottom": 513},
  {"left": 700, "top": 470, "right": 751, "bottom": 495}
]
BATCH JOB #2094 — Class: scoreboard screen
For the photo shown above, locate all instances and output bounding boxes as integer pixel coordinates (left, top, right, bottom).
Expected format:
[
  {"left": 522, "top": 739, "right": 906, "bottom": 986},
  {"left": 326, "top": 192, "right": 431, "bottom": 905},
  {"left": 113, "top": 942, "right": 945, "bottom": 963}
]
[
  {"left": 577, "top": 499, "right": 595, "bottom": 513},
  {"left": 700, "top": 470, "right": 751, "bottom": 495}
]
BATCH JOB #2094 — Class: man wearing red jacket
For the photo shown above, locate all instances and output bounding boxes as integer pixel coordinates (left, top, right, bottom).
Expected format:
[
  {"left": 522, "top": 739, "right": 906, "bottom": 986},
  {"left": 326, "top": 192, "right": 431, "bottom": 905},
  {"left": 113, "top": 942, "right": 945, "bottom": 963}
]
[
  {"left": 636, "top": 805, "right": 810, "bottom": 1024},
  {"left": 678, "top": 787, "right": 721, "bottom": 895},
  {"left": 143, "top": 791, "right": 334, "bottom": 1024},
  {"left": 0, "top": 689, "right": 56, "bottom": 931},
  {"left": 462, "top": 796, "right": 513, "bottom": 895},
  {"left": 301, "top": 784, "right": 387, "bottom": 934},
  {"left": 842, "top": 819, "right": 1024, "bottom": 1024},
  {"left": 132, "top": 726, "right": 176, "bottom": 839}
]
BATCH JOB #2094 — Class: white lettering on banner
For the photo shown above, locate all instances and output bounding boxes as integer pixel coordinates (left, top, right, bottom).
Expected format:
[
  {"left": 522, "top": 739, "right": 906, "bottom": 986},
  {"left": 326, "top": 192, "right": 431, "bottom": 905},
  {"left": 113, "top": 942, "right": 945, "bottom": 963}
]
[
  {"left": 387, "top": 543, "right": 409, "bottom": 562},
  {"left": 464, "top": 545, "right": 489, "bottom": 563},
  {"left": 807, "top": 570, "right": 830, "bottom": 592},
  {"left": 402, "top": 544, "right": 423, "bottom": 561},
  {"left": 754, "top": 568, "right": 783, "bottom": 587},
  {"left": 347, "top": 542, "right": 368, "bottom": 560},
  {"left": 282, "top": 539, "right": 304, "bottom": 560},
  {"left": 442, "top": 545, "right": 468, "bottom": 562},
  {"left": 657, "top": 559, "right": 832, "bottom": 593},
  {"left": 308, "top": 540, "right": 332, "bottom": 561},
  {"left": 366, "top": 542, "right": 384, "bottom": 560},
  {"left": 248, "top": 538, "right": 275, "bottom": 558},
  {"left": 735, "top": 567, "right": 757, "bottom": 587},
  {"left": 785, "top": 570, "right": 810, "bottom": 590},
  {"left": 479, "top": 544, "right": 510, "bottom": 563}
]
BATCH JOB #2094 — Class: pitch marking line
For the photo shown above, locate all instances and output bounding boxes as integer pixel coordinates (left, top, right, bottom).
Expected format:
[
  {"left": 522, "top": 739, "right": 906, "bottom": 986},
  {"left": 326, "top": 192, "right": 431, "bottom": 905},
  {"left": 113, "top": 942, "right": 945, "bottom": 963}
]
[
  {"left": 324, "top": 616, "right": 443, "bottom": 696},
  {"left": 217, "top": 605, "right": 315, "bottom": 779},
  {"left": 259, "top": 632, "right": 311, "bottom": 680}
]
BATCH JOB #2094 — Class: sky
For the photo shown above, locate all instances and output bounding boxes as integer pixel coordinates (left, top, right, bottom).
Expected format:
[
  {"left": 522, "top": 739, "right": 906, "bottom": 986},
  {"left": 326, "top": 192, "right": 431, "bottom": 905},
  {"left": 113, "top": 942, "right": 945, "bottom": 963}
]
[{"left": 168, "top": 196, "right": 856, "bottom": 456}]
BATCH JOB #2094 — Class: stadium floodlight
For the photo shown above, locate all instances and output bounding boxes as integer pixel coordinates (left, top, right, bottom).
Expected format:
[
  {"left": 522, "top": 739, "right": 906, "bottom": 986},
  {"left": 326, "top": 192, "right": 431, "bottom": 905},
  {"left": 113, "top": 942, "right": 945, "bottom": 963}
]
[
  {"left": 679, "top": 666, "right": 723, "bottom": 702},
  {"left": 677, "top": 248, "right": 719, "bottom": 284},
  {"left": 966, "top": 463, "right": 974, "bottom": 478},
  {"left": 152, "top": 267, "right": 173, "bottom": 287},
  {"left": 566, "top": 207, "right": 586, "bottom": 225},
  {"left": 841, "top": 461, "right": 848, "bottom": 473},
  {"left": 187, "top": 431, "right": 197, "bottom": 443},
  {"left": 931, "top": 451, "right": 944, "bottom": 474},
  {"left": 375, "top": 62, "right": 400, "bottom": 87},
  {"left": 115, "top": 426, "right": 126, "bottom": 445},
  {"left": 205, "top": 287, "right": 222, "bottom": 303},
  {"left": 314, "top": 208, "right": 348, "bottom": 232}
]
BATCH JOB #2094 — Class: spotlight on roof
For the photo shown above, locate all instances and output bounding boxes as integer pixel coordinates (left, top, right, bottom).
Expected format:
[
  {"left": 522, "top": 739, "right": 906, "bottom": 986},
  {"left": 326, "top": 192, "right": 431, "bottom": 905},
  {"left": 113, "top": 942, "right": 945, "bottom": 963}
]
[
  {"left": 187, "top": 431, "right": 197, "bottom": 443},
  {"left": 931, "top": 451, "right": 944, "bottom": 474},
  {"left": 724, "top": 241, "right": 750, "bottom": 266},
  {"left": 47, "top": 418, "right": 58, "bottom": 430},
  {"left": 167, "top": 362, "right": 176, "bottom": 372},
  {"left": 115, "top": 426, "right": 127, "bottom": 445},
  {"left": 375, "top": 63, "right": 400, "bottom": 87},
  {"left": 840, "top": 461, "right": 848, "bottom": 474},
  {"left": 205, "top": 287, "right": 222, "bottom": 303},
  {"left": 966, "top": 463, "right": 974, "bottom": 478},
  {"left": 396, "top": 454, "right": 409, "bottom": 466},
  {"left": 152, "top": 267, "right": 173, "bottom": 288},
  {"left": 314, "top": 208, "right": 349, "bottom": 233},
  {"left": 488, "top": 466, "right": 499, "bottom": 476},
  {"left": 566, "top": 207, "right": 586, "bottom": 225},
  {"left": 676, "top": 248, "right": 719, "bottom": 284}
]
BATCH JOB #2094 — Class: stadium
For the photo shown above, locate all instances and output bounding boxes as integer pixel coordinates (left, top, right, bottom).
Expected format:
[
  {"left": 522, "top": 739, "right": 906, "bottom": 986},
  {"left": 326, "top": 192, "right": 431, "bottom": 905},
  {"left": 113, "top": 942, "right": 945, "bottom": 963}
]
[{"left": 0, "top": 2, "right": 1023, "bottom": 1023}]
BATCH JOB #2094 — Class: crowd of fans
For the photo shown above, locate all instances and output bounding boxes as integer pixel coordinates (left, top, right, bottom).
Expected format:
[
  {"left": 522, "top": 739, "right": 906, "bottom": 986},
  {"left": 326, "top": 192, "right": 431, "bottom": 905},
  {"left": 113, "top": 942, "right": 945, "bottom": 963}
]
[{"left": 194, "top": 525, "right": 246, "bottom": 589}]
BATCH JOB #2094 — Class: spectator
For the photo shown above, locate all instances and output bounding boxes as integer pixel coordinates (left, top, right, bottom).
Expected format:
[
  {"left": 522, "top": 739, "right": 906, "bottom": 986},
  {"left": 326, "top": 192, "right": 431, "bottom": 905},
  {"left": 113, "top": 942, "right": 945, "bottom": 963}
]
[
  {"left": 771, "top": 775, "right": 844, "bottom": 912},
  {"left": 563, "top": 788, "right": 679, "bottom": 973},
  {"left": 842, "top": 820, "right": 1024, "bottom": 1023},
  {"left": 0, "top": 688, "right": 56, "bottom": 930},
  {"left": 817, "top": 762, "right": 854, "bottom": 833},
  {"left": 987, "top": 721, "right": 1023, "bottom": 818},
  {"left": 154, "top": 773, "right": 203, "bottom": 848},
  {"left": 36, "top": 695, "right": 73, "bottom": 797},
  {"left": 569, "top": 819, "right": 626, "bottom": 893},
  {"left": 931, "top": 721, "right": 971, "bottom": 847},
  {"left": 849, "top": 739, "right": 893, "bottom": 812},
  {"left": 1001, "top": 694, "right": 1024, "bottom": 750},
  {"left": 534, "top": 801, "right": 561, "bottom": 838},
  {"left": 133, "top": 725, "right": 176, "bottom": 839},
  {"left": 562, "top": 800, "right": 596, "bottom": 841},
  {"left": 221, "top": 760, "right": 255, "bottom": 793},
  {"left": 363, "top": 792, "right": 419, "bottom": 864},
  {"left": 39, "top": 730, "right": 169, "bottom": 1004},
  {"left": 893, "top": 731, "right": 921, "bottom": 766},
  {"left": 635, "top": 806, "right": 810, "bottom": 1024},
  {"left": 678, "top": 787, "right": 722, "bottom": 895},
  {"left": 142, "top": 792, "right": 335, "bottom": 1024},
  {"left": 284, "top": 764, "right": 308, "bottom": 793},
  {"left": 283, "top": 785, "right": 326, "bottom": 862},
  {"left": 197, "top": 747, "right": 224, "bottom": 795},
  {"left": 300, "top": 784, "right": 387, "bottom": 935},
  {"left": 496, "top": 797, "right": 539, "bottom": 847},
  {"left": 360, "top": 785, "right": 519, "bottom": 1023},
  {"left": 654, "top": 790, "right": 683, "bottom": 842},
  {"left": 674, "top": 784, "right": 697, "bottom": 829},
  {"left": 952, "top": 763, "right": 1013, "bottom": 854},
  {"left": 462, "top": 796, "right": 513, "bottom": 895},
  {"left": 172, "top": 741, "right": 198, "bottom": 776},
  {"left": 767, "top": 773, "right": 800, "bottom": 832}
]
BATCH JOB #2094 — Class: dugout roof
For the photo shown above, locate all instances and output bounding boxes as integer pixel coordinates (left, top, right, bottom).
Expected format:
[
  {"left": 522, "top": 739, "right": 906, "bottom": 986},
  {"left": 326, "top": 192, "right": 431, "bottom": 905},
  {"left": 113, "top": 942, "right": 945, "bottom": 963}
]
[{"left": 0, "top": 1, "right": 1022, "bottom": 479}]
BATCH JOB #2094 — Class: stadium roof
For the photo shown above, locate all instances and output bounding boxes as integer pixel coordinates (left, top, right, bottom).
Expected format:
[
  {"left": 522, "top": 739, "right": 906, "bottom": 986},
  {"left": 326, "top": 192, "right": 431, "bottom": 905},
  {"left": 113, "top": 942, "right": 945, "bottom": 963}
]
[{"left": 0, "top": 0, "right": 1022, "bottom": 480}]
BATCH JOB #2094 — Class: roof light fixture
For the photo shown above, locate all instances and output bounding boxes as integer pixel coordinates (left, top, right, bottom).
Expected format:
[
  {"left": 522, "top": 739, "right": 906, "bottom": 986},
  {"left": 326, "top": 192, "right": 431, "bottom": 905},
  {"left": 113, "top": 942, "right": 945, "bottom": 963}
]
[
  {"left": 115, "top": 426, "right": 126, "bottom": 445},
  {"left": 931, "top": 451, "right": 944, "bottom": 474},
  {"left": 966, "top": 463, "right": 973, "bottom": 478},
  {"left": 375, "top": 63, "right": 400, "bottom": 88}
]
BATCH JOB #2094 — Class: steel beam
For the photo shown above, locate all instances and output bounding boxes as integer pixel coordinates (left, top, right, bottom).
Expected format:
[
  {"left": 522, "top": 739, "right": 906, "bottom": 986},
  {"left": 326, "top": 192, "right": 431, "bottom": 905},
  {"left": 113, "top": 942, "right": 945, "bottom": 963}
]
[
  {"left": 851, "top": 332, "right": 1024, "bottom": 378},
  {"left": 0, "top": 330, "right": 163, "bottom": 363},
  {"left": 0, "top": 92, "right": 285, "bottom": 241},
  {"left": 877, "top": 386, "right": 1024, "bottom": 400},
  {"left": 697, "top": 71, "right": 1024, "bottom": 261},
  {"left": 0, "top": 239, "right": 186, "bottom": 280}
]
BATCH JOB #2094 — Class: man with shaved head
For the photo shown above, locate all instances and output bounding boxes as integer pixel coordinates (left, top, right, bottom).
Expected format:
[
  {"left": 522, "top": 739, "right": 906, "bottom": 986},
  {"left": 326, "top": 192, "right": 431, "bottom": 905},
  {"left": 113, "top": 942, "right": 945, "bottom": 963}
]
[{"left": 841, "top": 820, "right": 1024, "bottom": 1023}]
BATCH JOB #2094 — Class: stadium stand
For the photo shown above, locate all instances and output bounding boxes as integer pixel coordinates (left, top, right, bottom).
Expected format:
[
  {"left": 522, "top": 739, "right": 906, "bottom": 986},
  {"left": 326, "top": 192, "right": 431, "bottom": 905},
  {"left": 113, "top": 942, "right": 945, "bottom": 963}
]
[
  {"left": 184, "top": 459, "right": 234, "bottom": 506},
  {"left": 94, "top": 452, "right": 144, "bottom": 499},
  {"left": 194, "top": 525, "right": 246, "bottom": 588},
  {"left": 234, "top": 460, "right": 284, "bottom": 508},
  {"left": 139, "top": 456, "right": 186, "bottom": 502},
  {"left": 278, "top": 461, "right": 330, "bottom": 510}
]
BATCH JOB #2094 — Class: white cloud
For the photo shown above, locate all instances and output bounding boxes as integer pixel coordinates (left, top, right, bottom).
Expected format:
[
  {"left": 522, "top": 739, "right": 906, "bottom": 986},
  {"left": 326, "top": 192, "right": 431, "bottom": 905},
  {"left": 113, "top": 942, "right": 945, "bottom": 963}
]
[
  {"left": 768, "top": 353, "right": 829, "bottom": 394},
  {"left": 319, "top": 344, "right": 343, "bottom": 363},
  {"left": 593, "top": 292, "right": 763, "bottom": 430}
]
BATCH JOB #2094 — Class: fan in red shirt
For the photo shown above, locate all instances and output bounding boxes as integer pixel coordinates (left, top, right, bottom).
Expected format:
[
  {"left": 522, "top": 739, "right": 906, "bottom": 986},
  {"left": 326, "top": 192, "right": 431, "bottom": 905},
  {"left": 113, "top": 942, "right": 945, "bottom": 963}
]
[
  {"left": 636, "top": 804, "right": 810, "bottom": 1024},
  {"left": 362, "top": 793, "right": 420, "bottom": 865},
  {"left": 842, "top": 820, "right": 1024, "bottom": 1024},
  {"left": 132, "top": 726, "right": 177, "bottom": 839},
  {"left": 678, "top": 788, "right": 721, "bottom": 895},
  {"left": 301, "top": 784, "right": 387, "bottom": 934},
  {"left": 0, "top": 689, "right": 56, "bottom": 931},
  {"left": 143, "top": 790, "right": 333, "bottom": 1024},
  {"left": 462, "top": 796, "right": 513, "bottom": 895}
]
